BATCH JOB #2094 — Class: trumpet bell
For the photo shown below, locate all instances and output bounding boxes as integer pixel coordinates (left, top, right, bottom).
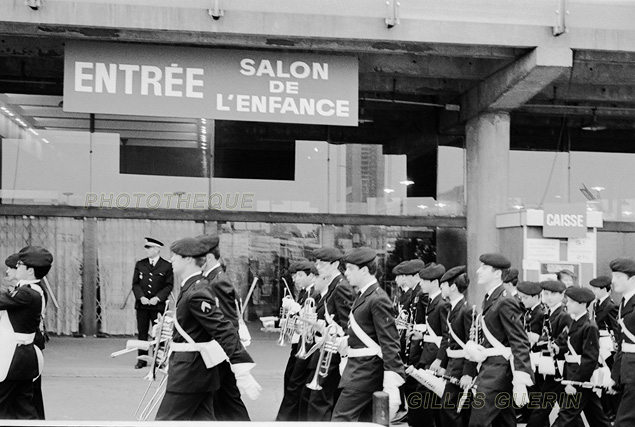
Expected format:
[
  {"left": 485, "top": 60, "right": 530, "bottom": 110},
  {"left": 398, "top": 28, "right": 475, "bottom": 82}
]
[{"left": 306, "top": 375, "right": 323, "bottom": 391}]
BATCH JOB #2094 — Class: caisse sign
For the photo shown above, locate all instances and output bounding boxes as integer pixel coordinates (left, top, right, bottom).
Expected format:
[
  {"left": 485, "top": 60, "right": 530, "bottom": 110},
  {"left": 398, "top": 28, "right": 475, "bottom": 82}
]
[{"left": 542, "top": 204, "right": 587, "bottom": 238}]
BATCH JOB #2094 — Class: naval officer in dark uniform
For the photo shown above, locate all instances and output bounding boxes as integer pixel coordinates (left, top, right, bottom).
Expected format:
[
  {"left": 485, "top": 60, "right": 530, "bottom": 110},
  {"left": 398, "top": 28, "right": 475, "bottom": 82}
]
[
  {"left": 0, "top": 246, "right": 52, "bottom": 419},
  {"left": 332, "top": 247, "right": 405, "bottom": 422},
  {"left": 155, "top": 237, "right": 259, "bottom": 421},
  {"left": 131, "top": 237, "right": 174, "bottom": 369}
]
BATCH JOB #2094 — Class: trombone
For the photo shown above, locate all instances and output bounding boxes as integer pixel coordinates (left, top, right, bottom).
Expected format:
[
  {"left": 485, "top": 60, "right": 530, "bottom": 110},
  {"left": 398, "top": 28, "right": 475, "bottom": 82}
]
[{"left": 306, "top": 324, "right": 339, "bottom": 391}]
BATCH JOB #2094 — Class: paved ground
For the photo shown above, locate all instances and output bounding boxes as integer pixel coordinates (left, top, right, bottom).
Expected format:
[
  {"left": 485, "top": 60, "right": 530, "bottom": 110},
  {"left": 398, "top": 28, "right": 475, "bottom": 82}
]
[{"left": 42, "top": 325, "right": 288, "bottom": 421}]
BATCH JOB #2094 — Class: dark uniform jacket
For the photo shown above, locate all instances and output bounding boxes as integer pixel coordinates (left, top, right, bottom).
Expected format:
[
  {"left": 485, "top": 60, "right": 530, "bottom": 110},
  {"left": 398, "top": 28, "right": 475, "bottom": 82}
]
[
  {"left": 441, "top": 296, "right": 477, "bottom": 379},
  {"left": 524, "top": 303, "right": 545, "bottom": 352},
  {"left": 166, "top": 273, "right": 252, "bottom": 394},
  {"left": 0, "top": 284, "right": 42, "bottom": 381},
  {"left": 612, "top": 295, "right": 635, "bottom": 384},
  {"left": 480, "top": 284, "right": 533, "bottom": 381},
  {"left": 416, "top": 292, "right": 450, "bottom": 369},
  {"left": 399, "top": 284, "right": 424, "bottom": 364},
  {"left": 316, "top": 274, "right": 354, "bottom": 330},
  {"left": 537, "top": 304, "right": 571, "bottom": 361},
  {"left": 203, "top": 265, "right": 239, "bottom": 328},
  {"left": 595, "top": 296, "right": 619, "bottom": 335},
  {"left": 560, "top": 312, "right": 600, "bottom": 383},
  {"left": 132, "top": 257, "right": 173, "bottom": 312},
  {"left": 339, "top": 282, "right": 405, "bottom": 392}
]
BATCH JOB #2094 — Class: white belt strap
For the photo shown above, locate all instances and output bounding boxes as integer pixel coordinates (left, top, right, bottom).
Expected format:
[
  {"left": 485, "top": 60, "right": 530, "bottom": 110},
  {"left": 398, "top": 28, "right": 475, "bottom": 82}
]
[
  {"left": 446, "top": 349, "right": 466, "bottom": 358},
  {"left": 565, "top": 337, "right": 581, "bottom": 365},
  {"left": 171, "top": 342, "right": 204, "bottom": 352},
  {"left": 618, "top": 317, "right": 635, "bottom": 344},
  {"left": 172, "top": 305, "right": 228, "bottom": 368},
  {"left": 15, "top": 332, "right": 35, "bottom": 345},
  {"left": 349, "top": 313, "right": 382, "bottom": 359},
  {"left": 446, "top": 317, "right": 466, "bottom": 349},
  {"left": 480, "top": 317, "right": 512, "bottom": 360},
  {"left": 423, "top": 316, "right": 441, "bottom": 346},
  {"left": 348, "top": 348, "right": 383, "bottom": 358},
  {"left": 622, "top": 342, "right": 635, "bottom": 353}
]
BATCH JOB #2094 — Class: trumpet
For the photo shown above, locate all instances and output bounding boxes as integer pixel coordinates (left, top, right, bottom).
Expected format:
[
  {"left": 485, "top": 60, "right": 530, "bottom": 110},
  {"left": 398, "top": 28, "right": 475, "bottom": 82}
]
[
  {"left": 295, "top": 298, "right": 317, "bottom": 358},
  {"left": 277, "top": 289, "right": 296, "bottom": 347},
  {"left": 469, "top": 305, "right": 481, "bottom": 344},
  {"left": 306, "top": 324, "right": 339, "bottom": 391},
  {"left": 395, "top": 309, "right": 414, "bottom": 333}
]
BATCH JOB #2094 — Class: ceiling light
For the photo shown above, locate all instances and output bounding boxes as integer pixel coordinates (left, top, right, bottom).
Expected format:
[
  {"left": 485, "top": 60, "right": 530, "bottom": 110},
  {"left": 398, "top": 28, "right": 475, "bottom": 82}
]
[
  {"left": 399, "top": 180, "right": 414, "bottom": 185},
  {"left": 435, "top": 202, "right": 447, "bottom": 207},
  {"left": 383, "top": 188, "right": 395, "bottom": 194},
  {"left": 512, "top": 205, "right": 524, "bottom": 210},
  {"left": 623, "top": 211, "right": 633, "bottom": 216},
  {"left": 591, "top": 186, "right": 605, "bottom": 192},
  {"left": 581, "top": 110, "right": 607, "bottom": 132},
  {"left": 417, "top": 205, "right": 428, "bottom": 209}
]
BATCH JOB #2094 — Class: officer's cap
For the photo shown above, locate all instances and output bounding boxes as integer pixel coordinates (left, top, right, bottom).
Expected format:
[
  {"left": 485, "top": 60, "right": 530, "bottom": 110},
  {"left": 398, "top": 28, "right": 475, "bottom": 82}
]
[
  {"left": 170, "top": 237, "right": 208, "bottom": 258},
  {"left": 18, "top": 246, "right": 53, "bottom": 268},
  {"left": 609, "top": 258, "right": 635, "bottom": 276},
  {"left": 589, "top": 276, "right": 612, "bottom": 289},
  {"left": 565, "top": 286, "right": 595, "bottom": 304},
  {"left": 479, "top": 253, "right": 511, "bottom": 269},
  {"left": 419, "top": 262, "right": 446, "bottom": 280},
  {"left": 503, "top": 268, "right": 519, "bottom": 283},
  {"left": 517, "top": 281, "right": 542, "bottom": 296},
  {"left": 314, "top": 247, "right": 343, "bottom": 263},
  {"left": 392, "top": 261, "right": 408, "bottom": 276},
  {"left": 540, "top": 280, "right": 566, "bottom": 293},
  {"left": 402, "top": 259, "right": 426, "bottom": 276},
  {"left": 196, "top": 234, "right": 219, "bottom": 253},
  {"left": 5, "top": 253, "right": 19, "bottom": 269},
  {"left": 342, "top": 247, "right": 376, "bottom": 266},
  {"left": 440, "top": 265, "right": 466, "bottom": 284},
  {"left": 144, "top": 237, "right": 164, "bottom": 248}
]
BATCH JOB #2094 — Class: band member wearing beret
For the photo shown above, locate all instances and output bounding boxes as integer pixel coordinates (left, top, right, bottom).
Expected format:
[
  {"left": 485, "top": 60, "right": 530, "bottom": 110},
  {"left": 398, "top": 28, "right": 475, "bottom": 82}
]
[
  {"left": 131, "top": 237, "right": 174, "bottom": 369},
  {"left": 0, "top": 246, "right": 52, "bottom": 419},
  {"left": 155, "top": 237, "right": 259, "bottom": 421},
  {"left": 332, "top": 247, "right": 405, "bottom": 422},
  {"left": 466, "top": 253, "right": 533, "bottom": 427},
  {"left": 552, "top": 287, "right": 611, "bottom": 427},
  {"left": 609, "top": 257, "right": 635, "bottom": 425}
]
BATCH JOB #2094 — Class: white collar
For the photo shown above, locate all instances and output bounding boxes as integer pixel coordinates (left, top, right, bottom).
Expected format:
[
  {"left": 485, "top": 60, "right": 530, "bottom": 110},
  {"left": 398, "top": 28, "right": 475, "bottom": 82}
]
[
  {"left": 530, "top": 301, "right": 541, "bottom": 311},
  {"left": 598, "top": 294, "right": 609, "bottom": 305},
  {"left": 18, "top": 279, "right": 40, "bottom": 286},
  {"left": 149, "top": 256, "right": 160, "bottom": 264},
  {"left": 450, "top": 295, "right": 464, "bottom": 310},
  {"left": 572, "top": 311, "right": 587, "bottom": 322},
  {"left": 548, "top": 302, "right": 562, "bottom": 313},
  {"left": 623, "top": 288, "right": 635, "bottom": 306},
  {"left": 428, "top": 289, "right": 442, "bottom": 302},
  {"left": 180, "top": 271, "right": 201, "bottom": 287},
  {"left": 487, "top": 282, "right": 504, "bottom": 298},
  {"left": 358, "top": 279, "right": 377, "bottom": 296},
  {"left": 204, "top": 262, "right": 221, "bottom": 276}
]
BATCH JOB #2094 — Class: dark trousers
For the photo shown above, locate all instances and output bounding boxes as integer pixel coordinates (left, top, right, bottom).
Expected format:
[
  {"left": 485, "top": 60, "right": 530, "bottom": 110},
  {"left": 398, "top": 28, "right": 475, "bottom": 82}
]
[
  {"left": 136, "top": 309, "right": 160, "bottom": 357},
  {"left": 214, "top": 361, "right": 250, "bottom": 421},
  {"left": 283, "top": 344, "right": 299, "bottom": 391},
  {"left": 33, "top": 376, "right": 45, "bottom": 419},
  {"left": 276, "top": 354, "right": 311, "bottom": 421},
  {"left": 155, "top": 391, "right": 216, "bottom": 421},
  {"left": 468, "top": 360, "right": 515, "bottom": 427},
  {"left": 407, "top": 385, "right": 443, "bottom": 427},
  {"left": 0, "top": 379, "right": 36, "bottom": 419},
  {"left": 331, "top": 387, "right": 375, "bottom": 422},
  {"left": 526, "top": 375, "right": 584, "bottom": 427},
  {"left": 439, "top": 382, "right": 471, "bottom": 427},
  {"left": 553, "top": 388, "right": 611, "bottom": 427},
  {"left": 615, "top": 382, "right": 635, "bottom": 426},
  {"left": 306, "top": 354, "right": 342, "bottom": 421}
]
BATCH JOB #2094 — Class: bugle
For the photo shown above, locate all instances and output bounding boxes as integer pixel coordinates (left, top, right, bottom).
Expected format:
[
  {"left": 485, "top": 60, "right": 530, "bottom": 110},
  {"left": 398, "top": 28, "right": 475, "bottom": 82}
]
[{"left": 306, "top": 324, "right": 339, "bottom": 391}]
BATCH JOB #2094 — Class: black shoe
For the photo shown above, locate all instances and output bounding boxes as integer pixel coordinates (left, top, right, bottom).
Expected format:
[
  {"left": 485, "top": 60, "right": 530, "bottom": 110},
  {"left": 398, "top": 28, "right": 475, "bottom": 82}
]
[
  {"left": 391, "top": 409, "right": 408, "bottom": 424},
  {"left": 134, "top": 360, "right": 147, "bottom": 369}
]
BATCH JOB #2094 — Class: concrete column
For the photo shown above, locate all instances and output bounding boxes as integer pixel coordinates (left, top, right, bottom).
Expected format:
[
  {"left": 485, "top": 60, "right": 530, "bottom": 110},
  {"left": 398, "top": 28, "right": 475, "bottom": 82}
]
[{"left": 466, "top": 112, "right": 510, "bottom": 305}]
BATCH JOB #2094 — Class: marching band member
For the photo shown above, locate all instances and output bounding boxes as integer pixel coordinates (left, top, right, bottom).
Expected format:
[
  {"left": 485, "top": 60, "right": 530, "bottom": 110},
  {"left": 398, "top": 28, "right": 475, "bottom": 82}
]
[
  {"left": 438, "top": 265, "right": 476, "bottom": 427},
  {"left": 552, "top": 286, "right": 611, "bottom": 427},
  {"left": 526, "top": 280, "right": 571, "bottom": 427},
  {"left": 502, "top": 268, "right": 520, "bottom": 300},
  {"left": 609, "top": 257, "right": 635, "bottom": 425},
  {"left": 155, "top": 237, "right": 259, "bottom": 421},
  {"left": 332, "top": 247, "right": 405, "bottom": 422},
  {"left": 393, "top": 261, "right": 411, "bottom": 317},
  {"left": 466, "top": 253, "right": 533, "bottom": 427},
  {"left": 276, "top": 261, "right": 317, "bottom": 421},
  {"left": 304, "top": 247, "right": 354, "bottom": 421},
  {"left": 590, "top": 275, "right": 620, "bottom": 420},
  {"left": 515, "top": 281, "right": 545, "bottom": 424},
  {"left": 408, "top": 262, "right": 448, "bottom": 427},
  {"left": 196, "top": 234, "right": 251, "bottom": 421},
  {"left": 0, "top": 246, "right": 52, "bottom": 419}
]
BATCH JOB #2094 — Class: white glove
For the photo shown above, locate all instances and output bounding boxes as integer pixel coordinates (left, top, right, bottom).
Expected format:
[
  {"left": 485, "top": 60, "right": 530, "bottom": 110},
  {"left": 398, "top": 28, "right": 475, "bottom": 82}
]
[
  {"left": 238, "top": 319, "right": 251, "bottom": 348},
  {"left": 281, "top": 297, "right": 301, "bottom": 315},
  {"left": 231, "top": 363, "right": 262, "bottom": 400},
  {"left": 464, "top": 340, "right": 487, "bottom": 363},
  {"left": 383, "top": 371, "right": 405, "bottom": 419},
  {"left": 336, "top": 336, "right": 349, "bottom": 357},
  {"left": 512, "top": 371, "right": 532, "bottom": 407}
]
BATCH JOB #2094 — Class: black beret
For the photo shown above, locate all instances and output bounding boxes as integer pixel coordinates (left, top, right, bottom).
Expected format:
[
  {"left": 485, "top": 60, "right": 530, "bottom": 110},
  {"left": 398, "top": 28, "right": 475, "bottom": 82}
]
[
  {"left": 517, "top": 281, "right": 542, "bottom": 296},
  {"left": 610, "top": 258, "right": 635, "bottom": 275},
  {"left": 170, "top": 237, "right": 208, "bottom": 257},
  {"left": 440, "top": 265, "right": 466, "bottom": 284},
  {"left": 196, "top": 234, "right": 219, "bottom": 253},
  {"left": 402, "top": 259, "right": 427, "bottom": 276},
  {"left": 541, "top": 280, "right": 566, "bottom": 293},
  {"left": 479, "top": 253, "right": 511, "bottom": 269},
  {"left": 314, "top": 247, "right": 343, "bottom": 263},
  {"left": 565, "top": 286, "right": 595, "bottom": 304},
  {"left": 503, "top": 268, "right": 519, "bottom": 283},
  {"left": 589, "top": 276, "right": 612, "bottom": 288},
  {"left": 419, "top": 262, "right": 446, "bottom": 280},
  {"left": 5, "top": 253, "right": 19, "bottom": 269},
  {"left": 18, "top": 246, "right": 53, "bottom": 268},
  {"left": 342, "top": 247, "right": 376, "bottom": 266},
  {"left": 392, "top": 261, "right": 408, "bottom": 276},
  {"left": 144, "top": 237, "right": 164, "bottom": 247},
  {"left": 290, "top": 260, "right": 314, "bottom": 274}
]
